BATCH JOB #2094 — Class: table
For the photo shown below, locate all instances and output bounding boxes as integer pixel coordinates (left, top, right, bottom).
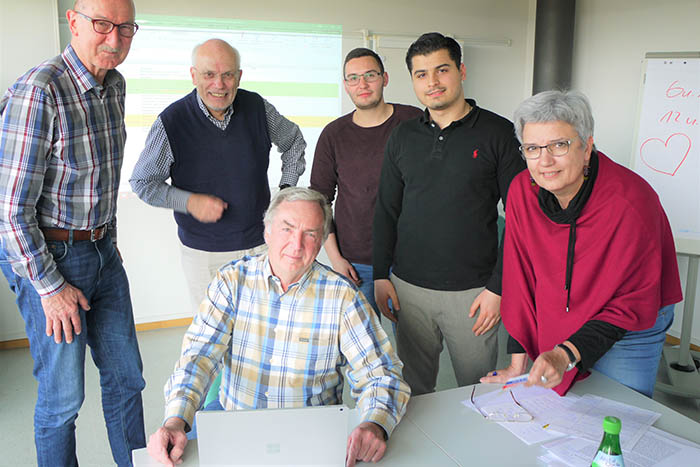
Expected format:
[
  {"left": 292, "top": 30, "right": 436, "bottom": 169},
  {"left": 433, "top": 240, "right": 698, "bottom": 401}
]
[{"left": 133, "top": 370, "right": 700, "bottom": 466}]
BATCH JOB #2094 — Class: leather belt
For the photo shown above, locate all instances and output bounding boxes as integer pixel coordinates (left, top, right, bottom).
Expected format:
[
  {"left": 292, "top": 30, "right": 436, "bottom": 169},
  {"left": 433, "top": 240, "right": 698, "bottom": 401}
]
[{"left": 41, "top": 225, "right": 107, "bottom": 243}]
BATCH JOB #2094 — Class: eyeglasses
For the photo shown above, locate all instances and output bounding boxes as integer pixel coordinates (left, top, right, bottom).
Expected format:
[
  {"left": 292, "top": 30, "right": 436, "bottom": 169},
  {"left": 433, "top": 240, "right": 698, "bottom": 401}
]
[
  {"left": 470, "top": 386, "right": 534, "bottom": 422},
  {"left": 344, "top": 71, "right": 382, "bottom": 86},
  {"left": 74, "top": 11, "right": 139, "bottom": 38},
  {"left": 193, "top": 68, "right": 240, "bottom": 83},
  {"left": 519, "top": 136, "right": 579, "bottom": 160}
]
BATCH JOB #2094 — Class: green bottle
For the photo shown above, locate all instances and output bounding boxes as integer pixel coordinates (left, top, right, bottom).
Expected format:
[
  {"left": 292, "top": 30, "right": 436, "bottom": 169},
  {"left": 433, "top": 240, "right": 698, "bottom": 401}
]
[{"left": 591, "top": 416, "right": 625, "bottom": 467}]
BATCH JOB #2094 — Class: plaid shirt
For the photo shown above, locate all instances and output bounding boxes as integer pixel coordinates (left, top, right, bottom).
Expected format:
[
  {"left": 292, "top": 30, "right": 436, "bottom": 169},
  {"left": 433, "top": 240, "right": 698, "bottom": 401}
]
[
  {"left": 164, "top": 254, "right": 410, "bottom": 437},
  {"left": 0, "top": 45, "right": 126, "bottom": 296}
]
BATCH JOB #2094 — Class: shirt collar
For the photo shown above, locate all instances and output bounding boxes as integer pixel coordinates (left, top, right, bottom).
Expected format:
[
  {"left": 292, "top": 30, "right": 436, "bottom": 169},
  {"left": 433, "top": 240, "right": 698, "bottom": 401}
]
[
  {"left": 61, "top": 44, "right": 123, "bottom": 95},
  {"left": 420, "top": 98, "right": 479, "bottom": 128},
  {"left": 195, "top": 92, "right": 234, "bottom": 121},
  {"left": 263, "top": 255, "right": 315, "bottom": 295}
]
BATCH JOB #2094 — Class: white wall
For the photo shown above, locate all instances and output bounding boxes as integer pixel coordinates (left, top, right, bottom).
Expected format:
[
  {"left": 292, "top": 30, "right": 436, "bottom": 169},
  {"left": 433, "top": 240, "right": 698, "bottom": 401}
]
[
  {"left": 0, "top": 0, "right": 60, "bottom": 340},
  {"left": 571, "top": 0, "right": 700, "bottom": 345},
  {"left": 0, "top": 0, "right": 535, "bottom": 341}
]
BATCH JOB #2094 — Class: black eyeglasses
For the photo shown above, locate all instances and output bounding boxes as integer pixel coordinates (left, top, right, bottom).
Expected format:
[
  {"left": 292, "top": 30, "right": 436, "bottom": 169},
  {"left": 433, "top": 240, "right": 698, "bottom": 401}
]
[{"left": 75, "top": 11, "right": 139, "bottom": 38}]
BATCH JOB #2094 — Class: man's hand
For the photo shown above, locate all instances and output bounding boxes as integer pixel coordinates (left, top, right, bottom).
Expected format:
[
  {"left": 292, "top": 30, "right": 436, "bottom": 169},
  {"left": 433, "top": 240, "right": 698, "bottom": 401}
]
[
  {"left": 346, "top": 421, "right": 387, "bottom": 467},
  {"left": 186, "top": 193, "right": 227, "bottom": 223},
  {"left": 147, "top": 418, "right": 188, "bottom": 467},
  {"left": 330, "top": 256, "right": 360, "bottom": 286},
  {"left": 40, "top": 284, "right": 90, "bottom": 344},
  {"left": 469, "top": 289, "right": 501, "bottom": 336},
  {"left": 374, "top": 279, "right": 399, "bottom": 323}
]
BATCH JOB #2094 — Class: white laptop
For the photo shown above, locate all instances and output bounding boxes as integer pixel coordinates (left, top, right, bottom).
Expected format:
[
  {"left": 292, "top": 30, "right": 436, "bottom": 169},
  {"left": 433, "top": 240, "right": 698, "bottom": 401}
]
[{"left": 196, "top": 405, "right": 349, "bottom": 467}]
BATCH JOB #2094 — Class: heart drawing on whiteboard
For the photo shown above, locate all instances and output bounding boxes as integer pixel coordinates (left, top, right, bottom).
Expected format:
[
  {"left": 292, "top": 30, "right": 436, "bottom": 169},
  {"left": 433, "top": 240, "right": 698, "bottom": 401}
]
[{"left": 639, "top": 133, "right": 692, "bottom": 176}]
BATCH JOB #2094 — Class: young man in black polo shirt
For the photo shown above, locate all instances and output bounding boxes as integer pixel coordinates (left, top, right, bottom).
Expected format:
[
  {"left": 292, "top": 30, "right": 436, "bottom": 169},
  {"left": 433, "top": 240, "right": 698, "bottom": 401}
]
[{"left": 372, "top": 32, "right": 526, "bottom": 395}]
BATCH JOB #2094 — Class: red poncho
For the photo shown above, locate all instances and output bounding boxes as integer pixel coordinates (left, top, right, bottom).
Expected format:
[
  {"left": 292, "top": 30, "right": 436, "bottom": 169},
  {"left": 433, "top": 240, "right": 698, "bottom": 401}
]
[{"left": 502, "top": 152, "right": 682, "bottom": 395}]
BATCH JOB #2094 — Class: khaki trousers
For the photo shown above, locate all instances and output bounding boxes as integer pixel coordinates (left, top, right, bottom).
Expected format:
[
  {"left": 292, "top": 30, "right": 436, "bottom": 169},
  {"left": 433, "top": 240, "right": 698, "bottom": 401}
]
[
  {"left": 391, "top": 273, "right": 499, "bottom": 396},
  {"left": 179, "top": 243, "right": 268, "bottom": 310}
]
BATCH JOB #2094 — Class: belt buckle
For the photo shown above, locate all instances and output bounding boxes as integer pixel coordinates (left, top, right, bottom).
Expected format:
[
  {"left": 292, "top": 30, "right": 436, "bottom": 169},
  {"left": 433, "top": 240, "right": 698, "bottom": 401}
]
[{"left": 90, "top": 227, "right": 101, "bottom": 242}]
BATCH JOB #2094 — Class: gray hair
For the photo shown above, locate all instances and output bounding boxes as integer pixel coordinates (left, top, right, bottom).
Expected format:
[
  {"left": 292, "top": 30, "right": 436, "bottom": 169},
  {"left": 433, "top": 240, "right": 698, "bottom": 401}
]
[
  {"left": 191, "top": 39, "right": 241, "bottom": 69},
  {"left": 263, "top": 187, "right": 332, "bottom": 242},
  {"left": 513, "top": 90, "right": 594, "bottom": 144}
]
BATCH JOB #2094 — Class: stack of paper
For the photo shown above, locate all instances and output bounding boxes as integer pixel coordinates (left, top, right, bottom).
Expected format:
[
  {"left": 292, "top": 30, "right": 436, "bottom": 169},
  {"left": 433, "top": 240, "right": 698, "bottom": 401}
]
[
  {"left": 462, "top": 385, "right": 700, "bottom": 466},
  {"left": 541, "top": 427, "right": 700, "bottom": 467}
]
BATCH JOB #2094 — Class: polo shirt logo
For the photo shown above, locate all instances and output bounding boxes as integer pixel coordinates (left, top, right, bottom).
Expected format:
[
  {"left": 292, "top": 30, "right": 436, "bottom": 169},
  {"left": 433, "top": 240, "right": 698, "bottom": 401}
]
[{"left": 473, "top": 149, "right": 479, "bottom": 159}]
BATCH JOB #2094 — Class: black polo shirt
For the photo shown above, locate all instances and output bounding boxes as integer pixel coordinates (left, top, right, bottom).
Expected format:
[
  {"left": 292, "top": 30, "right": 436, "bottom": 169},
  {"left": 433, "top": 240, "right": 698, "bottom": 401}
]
[{"left": 372, "top": 99, "right": 526, "bottom": 293}]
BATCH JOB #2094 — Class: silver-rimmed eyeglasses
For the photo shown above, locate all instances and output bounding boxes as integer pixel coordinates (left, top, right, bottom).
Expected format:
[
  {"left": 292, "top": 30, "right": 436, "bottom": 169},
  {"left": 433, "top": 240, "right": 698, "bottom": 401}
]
[
  {"left": 470, "top": 386, "right": 534, "bottom": 422},
  {"left": 74, "top": 11, "right": 139, "bottom": 38},
  {"left": 193, "top": 68, "right": 240, "bottom": 83},
  {"left": 344, "top": 71, "right": 382, "bottom": 86},
  {"left": 519, "top": 136, "right": 579, "bottom": 160}
]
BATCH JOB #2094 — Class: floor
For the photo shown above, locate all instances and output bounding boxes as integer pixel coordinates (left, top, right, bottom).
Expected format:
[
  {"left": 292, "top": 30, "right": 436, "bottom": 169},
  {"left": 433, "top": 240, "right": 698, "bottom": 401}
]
[{"left": 0, "top": 324, "right": 698, "bottom": 466}]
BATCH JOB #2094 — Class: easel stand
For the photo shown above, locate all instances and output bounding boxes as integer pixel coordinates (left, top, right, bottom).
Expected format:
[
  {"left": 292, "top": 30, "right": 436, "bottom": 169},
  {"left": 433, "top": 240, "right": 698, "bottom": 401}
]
[{"left": 657, "top": 254, "right": 700, "bottom": 398}]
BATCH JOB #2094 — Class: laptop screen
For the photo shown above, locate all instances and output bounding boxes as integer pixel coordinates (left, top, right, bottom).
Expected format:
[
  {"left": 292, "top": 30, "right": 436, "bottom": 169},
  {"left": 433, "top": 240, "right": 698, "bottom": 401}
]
[{"left": 196, "top": 405, "right": 349, "bottom": 466}]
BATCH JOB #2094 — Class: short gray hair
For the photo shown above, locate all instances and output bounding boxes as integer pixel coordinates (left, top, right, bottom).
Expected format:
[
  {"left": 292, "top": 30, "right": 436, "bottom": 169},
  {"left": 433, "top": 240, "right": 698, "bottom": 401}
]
[
  {"left": 263, "top": 187, "right": 332, "bottom": 242},
  {"left": 513, "top": 90, "right": 594, "bottom": 144},
  {"left": 191, "top": 39, "right": 241, "bottom": 69}
]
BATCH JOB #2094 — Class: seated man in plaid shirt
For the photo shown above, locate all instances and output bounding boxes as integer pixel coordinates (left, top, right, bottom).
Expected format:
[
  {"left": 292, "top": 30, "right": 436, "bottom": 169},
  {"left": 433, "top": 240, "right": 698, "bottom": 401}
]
[{"left": 147, "top": 187, "right": 410, "bottom": 467}]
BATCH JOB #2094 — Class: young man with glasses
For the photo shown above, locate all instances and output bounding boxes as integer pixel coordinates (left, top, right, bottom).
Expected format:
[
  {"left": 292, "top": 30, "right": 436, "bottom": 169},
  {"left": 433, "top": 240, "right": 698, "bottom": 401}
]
[
  {"left": 130, "top": 38, "right": 306, "bottom": 310},
  {"left": 310, "top": 48, "right": 421, "bottom": 314},
  {"left": 372, "top": 33, "right": 526, "bottom": 395},
  {"left": 0, "top": 0, "right": 145, "bottom": 465}
]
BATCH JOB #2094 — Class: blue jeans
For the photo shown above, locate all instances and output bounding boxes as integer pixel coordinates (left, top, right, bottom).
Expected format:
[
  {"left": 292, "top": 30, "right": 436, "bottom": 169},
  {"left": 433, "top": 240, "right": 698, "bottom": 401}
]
[
  {"left": 0, "top": 236, "right": 146, "bottom": 466},
  {"left": 592, "top": 304, "right": 674, "bottom": 398},
  {"left": 352, "top": 263, "right": 379, "bottom": 316}
]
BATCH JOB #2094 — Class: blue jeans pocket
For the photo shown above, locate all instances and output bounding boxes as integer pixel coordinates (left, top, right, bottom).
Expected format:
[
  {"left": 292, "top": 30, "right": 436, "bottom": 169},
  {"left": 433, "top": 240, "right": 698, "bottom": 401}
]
[{"left": 46, "top": 241, "right": 68, "bottom": 262}]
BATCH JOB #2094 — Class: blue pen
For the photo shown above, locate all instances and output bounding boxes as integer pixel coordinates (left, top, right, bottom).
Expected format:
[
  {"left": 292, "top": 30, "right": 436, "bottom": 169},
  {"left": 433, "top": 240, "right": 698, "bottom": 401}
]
[{"left": 502, "top": 373, "right": 530, "bottom": 389}]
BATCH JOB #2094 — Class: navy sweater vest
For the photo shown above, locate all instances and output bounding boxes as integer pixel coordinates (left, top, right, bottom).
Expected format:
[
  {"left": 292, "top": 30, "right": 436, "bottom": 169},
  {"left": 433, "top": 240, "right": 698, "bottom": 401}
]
[{"left": 161, "top": 89, "right": 271, "bottom": 251}]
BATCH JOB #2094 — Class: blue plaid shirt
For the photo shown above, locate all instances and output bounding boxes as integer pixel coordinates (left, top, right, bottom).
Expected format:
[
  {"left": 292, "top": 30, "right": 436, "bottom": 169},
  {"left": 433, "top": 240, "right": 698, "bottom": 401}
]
[
  {"left": 164, "top": 254, "right": 410, "bottom": 437},
  {"left": 0, "top": 45, "right": 126, "bottom": 296}
]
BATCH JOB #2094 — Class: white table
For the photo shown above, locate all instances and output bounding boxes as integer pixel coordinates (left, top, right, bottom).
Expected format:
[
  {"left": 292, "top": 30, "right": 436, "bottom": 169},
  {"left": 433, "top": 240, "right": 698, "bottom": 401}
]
[{"left": 133, "top": 370, "right": 700, "bottom": 466}]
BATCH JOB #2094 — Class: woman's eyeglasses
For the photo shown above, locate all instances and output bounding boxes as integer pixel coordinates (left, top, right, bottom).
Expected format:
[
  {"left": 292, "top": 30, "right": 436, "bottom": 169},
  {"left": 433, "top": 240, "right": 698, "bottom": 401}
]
[{"left": 470, "top": 385, "right": 534, "bottom": 422}]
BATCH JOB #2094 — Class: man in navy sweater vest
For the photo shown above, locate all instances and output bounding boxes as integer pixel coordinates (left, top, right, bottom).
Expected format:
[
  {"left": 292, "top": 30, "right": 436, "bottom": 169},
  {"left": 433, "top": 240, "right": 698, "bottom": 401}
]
[{"left": 130, "top": 39, "right": 306, "bottom": 308}]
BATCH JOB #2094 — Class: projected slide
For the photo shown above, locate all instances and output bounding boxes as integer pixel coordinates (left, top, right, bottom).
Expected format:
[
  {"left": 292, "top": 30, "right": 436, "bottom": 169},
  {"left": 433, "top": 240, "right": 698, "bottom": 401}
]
[{"left": 118, "top": 15, "right": 342, "bottom": 192}]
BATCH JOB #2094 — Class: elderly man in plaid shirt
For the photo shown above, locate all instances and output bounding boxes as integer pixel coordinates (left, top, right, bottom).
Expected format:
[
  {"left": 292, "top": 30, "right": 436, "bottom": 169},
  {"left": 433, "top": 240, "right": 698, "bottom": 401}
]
[
  {"left": 0, "top": 0, "right": 145, "bottom": 465},
  {"left": 147, "top": 187, "right": 410, "bottom": 467}
]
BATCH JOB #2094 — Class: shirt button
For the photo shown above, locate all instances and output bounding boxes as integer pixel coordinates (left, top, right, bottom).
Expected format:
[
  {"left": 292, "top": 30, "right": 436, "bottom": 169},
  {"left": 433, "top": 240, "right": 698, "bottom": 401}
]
[
  {"left": 438, "top": 136, "right": 444, "bottom": 141},
  {"left": 431, "top": 123, "right": 435, "bottom": 127}
]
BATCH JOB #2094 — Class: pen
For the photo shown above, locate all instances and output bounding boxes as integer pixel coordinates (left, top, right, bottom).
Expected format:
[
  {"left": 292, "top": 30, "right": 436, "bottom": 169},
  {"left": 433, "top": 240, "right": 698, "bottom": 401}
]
[
  {"left": 502, "top": 373, "right": 530, "bottom": 389},
  {"left": 502, "top": 372, "right": 549, "bottom": 389}
]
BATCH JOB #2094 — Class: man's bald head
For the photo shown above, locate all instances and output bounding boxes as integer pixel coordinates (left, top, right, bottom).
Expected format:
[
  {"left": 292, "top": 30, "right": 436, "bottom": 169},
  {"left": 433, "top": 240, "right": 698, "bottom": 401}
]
[
  {"left": 191, "top": 39, "right": 240, "bottom": 71},
  {"left": 189, "top": 39, "right": 242, "bottom": 120},
  {"left": 74, "top": 0, "right": 135, "bottom": 13}
]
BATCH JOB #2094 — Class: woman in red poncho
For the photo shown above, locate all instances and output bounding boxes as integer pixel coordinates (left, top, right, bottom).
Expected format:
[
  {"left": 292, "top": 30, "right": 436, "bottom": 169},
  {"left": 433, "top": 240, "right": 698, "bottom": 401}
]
[{"left": 481, "top": 90, "right": 682, "bottom": 397}]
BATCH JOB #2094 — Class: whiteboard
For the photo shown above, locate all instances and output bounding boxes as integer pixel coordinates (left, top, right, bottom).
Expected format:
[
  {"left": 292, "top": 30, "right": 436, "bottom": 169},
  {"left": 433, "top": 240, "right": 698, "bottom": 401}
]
[{"left": 632, "top": 53, "right": 700, "bottom": 255}]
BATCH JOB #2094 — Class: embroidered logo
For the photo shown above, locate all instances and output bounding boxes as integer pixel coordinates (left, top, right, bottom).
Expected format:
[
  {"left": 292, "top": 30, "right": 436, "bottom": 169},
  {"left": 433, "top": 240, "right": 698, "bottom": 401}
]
[{"left": 473, "top": 149, "right": 479, "bottom": 159}]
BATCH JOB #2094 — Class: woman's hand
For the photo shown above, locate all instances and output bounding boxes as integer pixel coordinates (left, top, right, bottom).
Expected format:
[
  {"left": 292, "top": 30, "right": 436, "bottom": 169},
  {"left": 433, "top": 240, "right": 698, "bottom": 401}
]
[
  {"left": 480, "top": 353, "right": 528, "bottom": 384},
  {"left": 526, "top": 344, "right": 575, "bottom": 388}
]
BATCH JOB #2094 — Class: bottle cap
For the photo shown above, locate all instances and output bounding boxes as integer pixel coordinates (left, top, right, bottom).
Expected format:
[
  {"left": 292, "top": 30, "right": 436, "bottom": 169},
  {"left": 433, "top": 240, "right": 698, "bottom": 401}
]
[{"left": 602, "top": 416, "right": 622, "bottom": 435}]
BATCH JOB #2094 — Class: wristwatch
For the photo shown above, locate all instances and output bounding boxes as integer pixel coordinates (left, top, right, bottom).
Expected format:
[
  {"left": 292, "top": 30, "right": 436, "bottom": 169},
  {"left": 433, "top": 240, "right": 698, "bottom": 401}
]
[{"left": 556, "top": 343, "right": 577, "bottom": 372}]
